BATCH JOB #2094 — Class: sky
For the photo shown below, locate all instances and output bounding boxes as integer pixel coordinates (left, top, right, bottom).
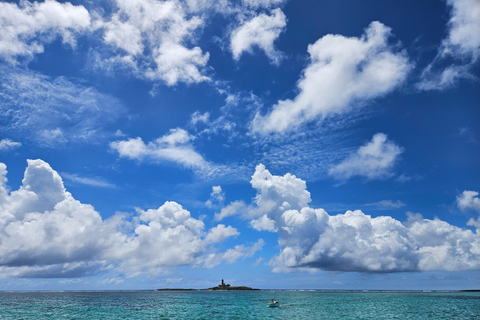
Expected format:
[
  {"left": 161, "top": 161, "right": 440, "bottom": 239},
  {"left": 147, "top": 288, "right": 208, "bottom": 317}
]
[{"left": 0, "top": 0, "right": 479, "bottom": 291}]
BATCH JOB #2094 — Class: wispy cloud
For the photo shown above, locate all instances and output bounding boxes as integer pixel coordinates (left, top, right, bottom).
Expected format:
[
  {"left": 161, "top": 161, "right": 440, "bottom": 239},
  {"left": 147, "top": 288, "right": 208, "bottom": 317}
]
[
  {"left": 110, "top": 128, "right": 242, "bottom": 179},
  {"left": 110, "top": 128, "right": 210, "bottom": 170},
  {"left": 0, "top": 139, "right": 21, "bottom": 151},
  {"left": 365, "top": 200, "right": 406, "bottom": 210},
  {"left": 0, "top": 66, "right": 125, "bottom": 146},
  {"left": 61, "top": 173, "right": 115, "bottom": 188},
  {"left": 418, "top": 0, "right": 480, "bottom": 90}
]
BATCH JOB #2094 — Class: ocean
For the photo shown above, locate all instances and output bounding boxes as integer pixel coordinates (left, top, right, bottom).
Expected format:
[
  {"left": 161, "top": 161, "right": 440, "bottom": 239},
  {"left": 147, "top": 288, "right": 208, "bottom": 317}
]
[{"left": 0, "top": 290, "right": 479, "bottom": 319}]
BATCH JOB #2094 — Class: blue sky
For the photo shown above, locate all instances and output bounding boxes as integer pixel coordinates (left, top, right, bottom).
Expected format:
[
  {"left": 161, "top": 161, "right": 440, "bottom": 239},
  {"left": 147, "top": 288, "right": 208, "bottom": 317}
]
[{"left": 0, "top": 0, "right": 479, "bottom": 291}]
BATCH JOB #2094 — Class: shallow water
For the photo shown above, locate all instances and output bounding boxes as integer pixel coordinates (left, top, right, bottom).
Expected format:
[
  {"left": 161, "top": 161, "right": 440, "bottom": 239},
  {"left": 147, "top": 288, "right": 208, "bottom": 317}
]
[{"left": 0, "top": 290, "right": 479, "bottom": 319}]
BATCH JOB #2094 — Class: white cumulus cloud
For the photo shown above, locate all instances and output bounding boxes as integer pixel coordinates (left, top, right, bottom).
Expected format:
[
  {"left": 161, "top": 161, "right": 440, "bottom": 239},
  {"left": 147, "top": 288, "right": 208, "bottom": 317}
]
[
  {"left": 230, "top": 8, "right": 286, "bottom": 64},
  {"left": 457, "top": 190, "right": 480, "bottom": 213},
  {"left": 0, "top": 159, "right": 119, "bottom": 278},
  {"left": 216, "top": 163, "right": 311, "bottom": 227},
  {"left": 0, "top": 0, "right": 291, "bottom": 86},
  {"left": 0, "top": 0, "right": 90, "bottom": 64},
  {"left": 241, "top": 164, "right": 480, "bottom": 273},
  {"left": 251, "top": 21, "right": 411, "bottom": 134},
  {"left": 215, "top": 200, "right": 247, "bottom": 221},
  {"left": 205, "top": 185, "right": 225, "bottom": 208},
  {"left": 0, "top": 160, "right": 251, "bottom": 278},
  {"left": 457, "top": 190, "right": 480, "bottom": 229},
  {"left": 443, "top": 0, "right": 480, "bottom": 59},
  {"left": 97, "top": 0, "right": 209, "bottom": 86},
  {"left": 329, "top": 133, "right": 403, "bottom": 180},
  {"left": 112, "top": 202, "right": 239, "bottom": 276}
]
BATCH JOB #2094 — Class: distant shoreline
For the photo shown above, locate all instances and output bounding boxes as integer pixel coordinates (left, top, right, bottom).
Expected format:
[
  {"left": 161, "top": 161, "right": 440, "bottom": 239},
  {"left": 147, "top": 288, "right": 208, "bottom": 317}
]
[
  {"left": 1, "top": 289, "right": 479, "bottom": 293},
  {"left": 154, "top": 289, "right": 480, "bottom": 292}
]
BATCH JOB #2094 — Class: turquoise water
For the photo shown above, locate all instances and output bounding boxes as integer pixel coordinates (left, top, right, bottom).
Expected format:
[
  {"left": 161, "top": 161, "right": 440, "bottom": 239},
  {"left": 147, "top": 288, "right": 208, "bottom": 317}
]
[{"left": 0, "top": 290, "right": 479, "bottom": 319}]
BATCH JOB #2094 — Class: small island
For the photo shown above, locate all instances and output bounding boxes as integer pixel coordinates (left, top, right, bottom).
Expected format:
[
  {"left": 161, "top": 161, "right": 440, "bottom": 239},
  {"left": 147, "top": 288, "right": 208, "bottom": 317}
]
[
  {"left": 206, "top": 279, "right": 259, "bottom": 291},
  {"left": 157, "top": 279, "right": 259, "bottom": 291}
]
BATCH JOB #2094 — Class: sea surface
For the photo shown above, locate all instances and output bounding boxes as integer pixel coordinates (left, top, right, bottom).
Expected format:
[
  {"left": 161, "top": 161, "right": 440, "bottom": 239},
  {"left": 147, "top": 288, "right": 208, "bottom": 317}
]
[{"left": 0, "top": 290, "right": 479, "bottom": 319}]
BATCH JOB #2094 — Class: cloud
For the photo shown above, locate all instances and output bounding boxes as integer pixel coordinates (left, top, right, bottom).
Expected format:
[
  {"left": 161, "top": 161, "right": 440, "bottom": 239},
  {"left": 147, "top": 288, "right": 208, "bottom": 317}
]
[
  {"left": 0, "top": 66, "right": 125, "bottom": 145},
  {"left": 0, "top": 163, "right": 8, "bottom": 202},
  {"left": 215, "top": 200, "right": 248, "bottom": 221},
  {"left": 204, "top": 224, "right": 239, "bottom": 243},
  {"left": 110, "top": 128, "right": 211, "bottom": 171},
  {"left": 0, "top": 0, "right": 290, "bottom": 86},
  {"left": 109, "top": 200, "right": 246, "bottom": 276},
  {"left": 216, "top": 163, "right": 311, "bottom": 226},
  {"left": 365, "top": 200, "right": 406, "bottom": 210},
  {"left": 457, "top": 190, "right": 480, "bottom": 229},
  {"left": 61, "top": 173, "right": 115, "bottom": 189},
  {"left": 113, "top": 201, "right": 239, "bottom": 276},
  {"left": 205, "top": 185, "right": 224, "bottom": 208},
  {"left": 0, "top": 159, "right": 118, "bottom": 278},
  {"left": 0, "top": 0, "right": 90, "bottom": 64},
  {"left": 110, "top": 128, "right": 246, "bottom": 179},
  {"left": 230, "top": 8, "right": 286, "bottom": 64},
  {"left": 251, "top": 214, "right": 276, "bottom": 231},
  {"left": 242, "top": 164, "right": 480, "bottom": 273},
  {"left": 457, "top": 190, "right": 480, "bottom": 213},
  {"left": 242, "top": 0, "right": 285, "bottom": 9},
  {"left": 443, "top": 0, "right": 480, "bottom": 59},
  {"left": 96, "top": 0, "right": 209, "bottom": 86},
  {"left": 417, "top": 64, "right": 473, "bottom": 90},
  {"left": 190, "top": 111, "right": 210, "bottom": 126},
  {"left": 0, "top": 139, "right": 21, "bottom": 151},
  {"left": 0, "top": 160, "right": 246, "bottom": 278},
  {"left": 182, "top": 0, "right": 285, "bottom": 16},
  {"left": 188, "top": 91, "right": 240, "bottom": 136},
  {"left": 252, "top": 21, "right": 411, "bottom": 134},
  {"left": 408, "top": 217, "right": 480, "bottom": 271},
  {"left": 329, "top": 133, "right": 403, "bottom": 180},
  {"left": 38, "top": 128, "right": 67, "bottom": 147},
  {"left": 418, "top": 0, "right": 480, "bottom": 90},
  {"left": 203, "top": 238, "right": 264, "bottom": 268}
]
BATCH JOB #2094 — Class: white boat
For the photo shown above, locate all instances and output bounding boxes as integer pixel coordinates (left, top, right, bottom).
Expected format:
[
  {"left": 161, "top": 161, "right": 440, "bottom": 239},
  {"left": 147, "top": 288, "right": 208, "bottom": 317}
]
[{"left": 267, "top": 301, "right": 280, "bottom": 308}]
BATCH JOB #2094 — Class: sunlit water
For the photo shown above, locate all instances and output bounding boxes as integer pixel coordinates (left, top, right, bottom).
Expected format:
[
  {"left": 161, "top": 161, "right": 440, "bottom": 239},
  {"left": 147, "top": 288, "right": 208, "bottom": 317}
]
[{"left": 0, "top": 290, "right": 479, "bottom": 319}]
